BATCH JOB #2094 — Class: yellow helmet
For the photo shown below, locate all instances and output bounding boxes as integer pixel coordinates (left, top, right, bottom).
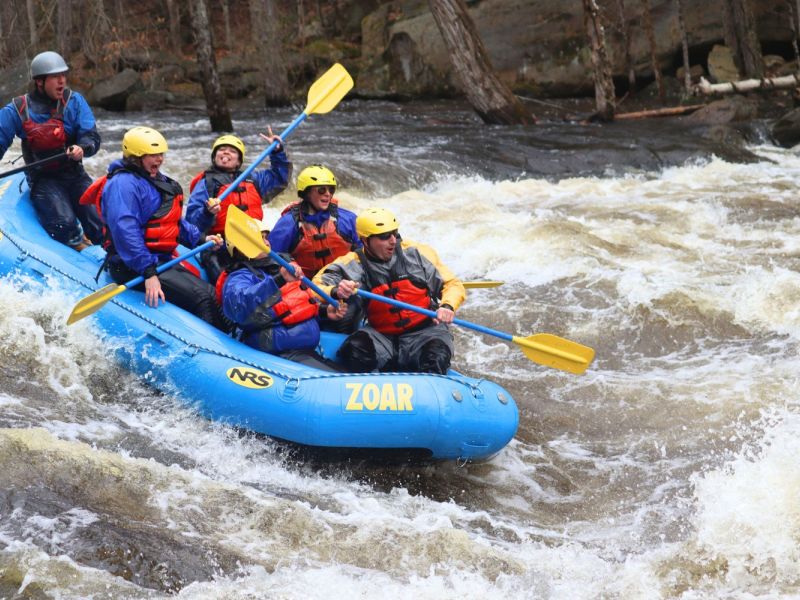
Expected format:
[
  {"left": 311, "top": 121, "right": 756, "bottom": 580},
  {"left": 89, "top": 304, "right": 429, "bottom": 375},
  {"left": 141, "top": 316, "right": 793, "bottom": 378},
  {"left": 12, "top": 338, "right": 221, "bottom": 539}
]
[
  {"left": 212, "top": 134, "right": 245, "bottom": 162},
  {"left": 297, "top": 165, "right": 337, "bottom": 193},
  {"left": 356, "top": 208, "right": 399, "bottom": 238},
  {"left": 122, "top": 127, "right": 168, "bottom": 158}
]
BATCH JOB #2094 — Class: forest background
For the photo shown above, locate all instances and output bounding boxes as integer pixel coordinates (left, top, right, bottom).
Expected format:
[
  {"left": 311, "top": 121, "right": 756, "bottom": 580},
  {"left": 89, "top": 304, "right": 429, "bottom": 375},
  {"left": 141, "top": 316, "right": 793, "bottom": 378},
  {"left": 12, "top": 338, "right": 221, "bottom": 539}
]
[{"left": 0, "top": 0, "right": 797, "bottom": 131}]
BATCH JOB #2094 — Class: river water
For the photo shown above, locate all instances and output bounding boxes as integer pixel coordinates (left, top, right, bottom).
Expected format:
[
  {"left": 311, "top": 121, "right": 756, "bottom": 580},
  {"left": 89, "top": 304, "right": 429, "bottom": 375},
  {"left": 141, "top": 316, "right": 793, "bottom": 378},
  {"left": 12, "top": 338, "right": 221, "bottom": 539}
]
[{"left": 1, "top": 99, "right": 799, "bottom": 599}]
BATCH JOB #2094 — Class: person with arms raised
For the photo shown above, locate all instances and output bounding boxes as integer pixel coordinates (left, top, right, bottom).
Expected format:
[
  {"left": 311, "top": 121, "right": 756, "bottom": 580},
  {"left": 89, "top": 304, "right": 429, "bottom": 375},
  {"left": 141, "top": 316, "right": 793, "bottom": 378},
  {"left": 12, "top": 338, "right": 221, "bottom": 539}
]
[
  {"left": 185, "top": 131, "right": 291, "bottom": 284},
  {"left": 0, "top": 51, "right": 102, "bottom": 251},
  {"left": 313, "top": 208, "right": 464, "bottom": 374}
]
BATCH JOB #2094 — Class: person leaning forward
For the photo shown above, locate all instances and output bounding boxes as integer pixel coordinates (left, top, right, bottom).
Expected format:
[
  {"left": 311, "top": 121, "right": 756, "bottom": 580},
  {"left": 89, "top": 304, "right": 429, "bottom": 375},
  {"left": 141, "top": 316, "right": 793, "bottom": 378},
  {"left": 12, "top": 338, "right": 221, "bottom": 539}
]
[
  {"left": 0, "top": 51, "right": 102, "bottom": 251},
  {"left": 97, "top": 126, "right": 229, "bottom": 330},
  {"left": 312, "top": 208, "right": 465, "bottom": 374},
  {"left": 185, "top": 130, "right": 291, "bottom": 284},
  {"left": 219, "top": 218, "right": 345, "bottom": 372}
]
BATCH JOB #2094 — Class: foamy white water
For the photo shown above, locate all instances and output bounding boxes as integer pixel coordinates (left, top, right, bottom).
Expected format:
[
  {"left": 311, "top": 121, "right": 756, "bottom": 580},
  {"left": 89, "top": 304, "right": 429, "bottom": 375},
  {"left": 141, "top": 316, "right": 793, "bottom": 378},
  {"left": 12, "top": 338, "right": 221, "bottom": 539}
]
[{"left": 1, "top": 104, "right": 799, "bottom": 598}]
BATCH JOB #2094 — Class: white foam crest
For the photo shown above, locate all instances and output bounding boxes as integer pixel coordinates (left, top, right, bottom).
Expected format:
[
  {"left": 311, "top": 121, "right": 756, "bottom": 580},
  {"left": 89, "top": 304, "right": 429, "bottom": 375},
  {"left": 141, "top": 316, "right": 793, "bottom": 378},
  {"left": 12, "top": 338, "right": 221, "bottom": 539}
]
[
  {"left": 0, "top": 276, "right": 114, "bottom": 404},
  {"left": 690, "top": 408, "right": 800, "bottom": 588},
  {"left": 728, "top": 265, "right": 800, "bottom": 339}
]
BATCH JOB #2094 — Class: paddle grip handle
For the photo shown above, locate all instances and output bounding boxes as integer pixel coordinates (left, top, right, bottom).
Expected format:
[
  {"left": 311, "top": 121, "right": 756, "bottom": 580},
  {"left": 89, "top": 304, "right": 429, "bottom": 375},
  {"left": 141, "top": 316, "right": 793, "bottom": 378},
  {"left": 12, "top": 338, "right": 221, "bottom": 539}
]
[
  {"left": 267, "top": 250, "right": 339, "bottom": 307},
  {"left": 217, "top": 113, "right": 308, "bottom": 203}
]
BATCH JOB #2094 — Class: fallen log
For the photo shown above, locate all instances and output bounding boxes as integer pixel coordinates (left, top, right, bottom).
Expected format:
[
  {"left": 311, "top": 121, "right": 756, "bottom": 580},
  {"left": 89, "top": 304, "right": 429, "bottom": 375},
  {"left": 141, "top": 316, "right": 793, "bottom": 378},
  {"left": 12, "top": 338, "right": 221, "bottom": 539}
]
[
  {"left": 614, "top": 104, "right": 706, "bottom": 120},
  {"left": 694, "top": 74, "right": 800, "bottom": 95}
]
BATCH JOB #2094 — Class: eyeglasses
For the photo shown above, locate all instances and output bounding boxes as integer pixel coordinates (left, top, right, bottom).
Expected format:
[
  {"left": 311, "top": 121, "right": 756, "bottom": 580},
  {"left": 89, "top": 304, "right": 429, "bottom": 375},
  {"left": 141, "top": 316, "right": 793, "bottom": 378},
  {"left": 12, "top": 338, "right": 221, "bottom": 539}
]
[
  {"left": 373, "top": 230, "right": 398, "bottom": 241},
  {"left": 311, "top": 185, "right": 335, "bottom": 195}
]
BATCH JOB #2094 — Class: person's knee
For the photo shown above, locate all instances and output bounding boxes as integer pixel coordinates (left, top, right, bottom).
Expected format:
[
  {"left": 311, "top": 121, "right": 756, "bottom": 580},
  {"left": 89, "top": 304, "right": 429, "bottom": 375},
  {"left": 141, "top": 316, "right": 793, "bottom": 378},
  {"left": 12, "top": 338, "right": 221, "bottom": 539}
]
[
  {"left": 338, "top": 330, "right": 377, "bottom": 372},
  {"left": 418, "top": 339, "right": 451, "bottom": 374}
]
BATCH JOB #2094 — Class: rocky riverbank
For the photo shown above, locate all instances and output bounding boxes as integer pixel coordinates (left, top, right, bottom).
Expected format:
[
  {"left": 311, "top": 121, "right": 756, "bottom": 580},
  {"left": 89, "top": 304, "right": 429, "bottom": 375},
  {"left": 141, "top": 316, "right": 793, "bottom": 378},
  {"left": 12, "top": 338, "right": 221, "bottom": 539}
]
[{"left": 0, "top": 0, "right": 797, "bottom": 146}]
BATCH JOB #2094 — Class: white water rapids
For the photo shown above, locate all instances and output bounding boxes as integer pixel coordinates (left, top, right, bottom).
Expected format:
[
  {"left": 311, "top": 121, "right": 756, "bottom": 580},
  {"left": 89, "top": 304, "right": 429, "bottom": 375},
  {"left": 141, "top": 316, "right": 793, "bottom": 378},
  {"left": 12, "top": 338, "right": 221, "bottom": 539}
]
[{"left": 1, "top": 104, "right": 799, "bottom": 598}]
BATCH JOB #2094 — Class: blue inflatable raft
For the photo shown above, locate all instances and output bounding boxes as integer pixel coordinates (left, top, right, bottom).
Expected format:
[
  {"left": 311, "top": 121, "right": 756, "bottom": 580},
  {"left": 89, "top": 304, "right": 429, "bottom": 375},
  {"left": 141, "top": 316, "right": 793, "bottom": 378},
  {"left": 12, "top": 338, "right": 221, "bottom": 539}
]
[{"left": 0, "top": 174, "right": 518, "bottom": 461}]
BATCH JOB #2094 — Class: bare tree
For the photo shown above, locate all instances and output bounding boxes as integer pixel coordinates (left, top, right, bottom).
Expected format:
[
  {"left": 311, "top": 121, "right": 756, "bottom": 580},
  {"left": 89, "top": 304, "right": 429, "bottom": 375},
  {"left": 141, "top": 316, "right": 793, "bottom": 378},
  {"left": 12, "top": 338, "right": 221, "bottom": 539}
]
[
  {"left": 82, "top": 0, "right": 114, "bottom": 65},
  {"left": 789, "top": 1, "right": 800, "bottom": 67},
  {"left": 427, "top": 0, "right": 535, "bottom": 124},
  {"left": 165, "top": 0, "right": 181, "bottom": 54},
  {"left": 721, "top": 0, "right": 764, "bottom": 78},
  {"left": 220, "top": 0, "right": 232, "bottom": 49},
  {"left": 640, "top": 0, "right": 664, "bottom": 99},
  {"left": 27, "top": 0, "right": 38, "bottom": 48},
  {"left": 297, "top": 0, "right": 306, "bottom": 48},
  {"left": 583, "top": 0, "right": 615, "bottom": 121},
  {"left": 57, "top": 0, "right": 73, "bottom": 57},
  {"left": 675, "top": 0, "right": 691, "bottom": 92},
  {"left": 249, "top": 0, "right": 263, "bottom": 46},
  {"left": 615, "top": 0, "right": 636, "bottom": 90},
  {"left": 261, "top": 0, "right": 290, "bottom": 106},
  {"left": 187, "top": 0, "right": 233, "bottom": 131}
]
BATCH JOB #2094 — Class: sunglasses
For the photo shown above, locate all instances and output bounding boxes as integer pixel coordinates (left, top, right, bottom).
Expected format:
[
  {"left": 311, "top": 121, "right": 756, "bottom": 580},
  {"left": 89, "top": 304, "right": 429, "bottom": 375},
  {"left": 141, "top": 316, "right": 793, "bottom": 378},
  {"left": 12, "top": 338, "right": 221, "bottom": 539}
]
[
  {"left": 373, "top": 230, "right": 398, "bottom": 241},
  {"left": 311, "top": 185, "right": 335, "bottom": 195}
]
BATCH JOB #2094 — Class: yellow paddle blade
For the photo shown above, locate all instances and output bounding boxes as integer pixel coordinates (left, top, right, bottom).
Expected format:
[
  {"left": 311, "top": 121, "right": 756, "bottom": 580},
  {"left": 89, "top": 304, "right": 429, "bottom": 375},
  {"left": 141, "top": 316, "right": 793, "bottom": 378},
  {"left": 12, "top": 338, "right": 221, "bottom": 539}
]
[
  {"left": 463, "top": 280, "right": 504, "bottom": 289},
  {"left": 513, "top": 333, "right": 595, "bottom": 375},
  {"left": 305, "top": 63, "right": 354, "bottom": 115},
  {"left": 225, "top": 205, "right": 271, "bottom": 259},
  {"left": 66, "top": 283, "right": 127, "bottom": 326}
]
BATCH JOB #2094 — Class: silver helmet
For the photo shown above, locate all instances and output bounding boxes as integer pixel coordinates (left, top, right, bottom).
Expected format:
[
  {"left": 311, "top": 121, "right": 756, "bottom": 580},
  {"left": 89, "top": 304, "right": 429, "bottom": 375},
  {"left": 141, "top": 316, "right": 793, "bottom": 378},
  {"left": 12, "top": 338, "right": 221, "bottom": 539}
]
[{"left": 30, "top": 51, "right": 69, "bottom": 79}]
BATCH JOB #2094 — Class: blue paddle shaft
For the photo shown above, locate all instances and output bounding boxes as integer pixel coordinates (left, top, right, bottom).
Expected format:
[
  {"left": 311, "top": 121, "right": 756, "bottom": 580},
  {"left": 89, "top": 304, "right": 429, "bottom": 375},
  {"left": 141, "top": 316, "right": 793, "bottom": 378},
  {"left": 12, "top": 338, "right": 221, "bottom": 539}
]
[
  {"left": 355, "top": 289, "right": 513, "bottom": 343},
  {"left": 267, "top": 250, "right": 339, "bottom": 307},
  {"left": 217, "top": 113, "right": 309, "bottom": 203},
  {"left": 123, "top": 240, "right": 217, "bottom": 289}
]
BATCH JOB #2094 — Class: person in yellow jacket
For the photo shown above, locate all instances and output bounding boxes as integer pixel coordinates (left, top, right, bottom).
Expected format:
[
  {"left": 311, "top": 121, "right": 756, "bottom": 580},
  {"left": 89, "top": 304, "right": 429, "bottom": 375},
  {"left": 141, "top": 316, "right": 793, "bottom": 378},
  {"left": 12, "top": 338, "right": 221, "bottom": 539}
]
[{"left": 312, "top": 207, "right": 465, "bottom": 374}]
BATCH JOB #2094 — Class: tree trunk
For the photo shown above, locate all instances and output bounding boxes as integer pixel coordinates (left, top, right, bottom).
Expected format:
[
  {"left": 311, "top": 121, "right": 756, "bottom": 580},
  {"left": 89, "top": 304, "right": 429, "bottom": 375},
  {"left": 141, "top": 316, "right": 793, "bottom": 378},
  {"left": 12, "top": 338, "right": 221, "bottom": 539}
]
[
  {"left": 261, "top": 0, "right": 290, "bottom": 107},
  {"left": 615, "top": 0, "right": 636, "bottom": 90},
  {"left": 582, "top": 0, "right": 615, "bottom": 121},
  {"left": 26, "top": 0, "right": 38, "bottom": 48},
  {"left": 789, "top": 1, "right": 800, "bottom": 67},
  {"left": 165, "top": 0, "right": 181, "bottom": 54},
  {"left": 640, "top": 0, "right": 664, "bottom": 99},
  {"left": 297, "top": 0, "right": 306, "bottom": 48},
  {"left": 427, "top": 0, "right": 535, "bottom": 125},
  {"left": 220, "top": 0, "right": 232, "bottom": 49},
  {"left": 57, "top": 0, "right": 73, "bottom": 57},
  {"left": 675, "top": 0, "right": 691, "bottom": 92},
  {"left": 249, "top": 0, "right": 263, "bottom": 46},
  {"left": 721, "top": 0, "right": 764, "bottom": 78},
  {"left": 187, "top": 0, "right": 233, "bottom": 132}
]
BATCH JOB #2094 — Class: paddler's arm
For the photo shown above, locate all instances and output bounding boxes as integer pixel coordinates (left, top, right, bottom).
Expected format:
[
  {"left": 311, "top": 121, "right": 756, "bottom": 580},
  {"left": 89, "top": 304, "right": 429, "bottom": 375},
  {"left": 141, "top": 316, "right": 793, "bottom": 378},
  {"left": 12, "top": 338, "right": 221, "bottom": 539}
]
[{"left": 414, "top": 241, "right": 466, "bottom": 313}]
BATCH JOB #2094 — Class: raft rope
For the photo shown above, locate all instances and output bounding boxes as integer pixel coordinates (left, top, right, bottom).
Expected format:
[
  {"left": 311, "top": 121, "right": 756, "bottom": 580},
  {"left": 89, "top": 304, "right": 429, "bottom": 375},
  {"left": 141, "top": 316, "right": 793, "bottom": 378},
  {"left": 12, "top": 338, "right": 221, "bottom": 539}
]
[{"left": 0, "top": 226, "right": 486, "bottom": 395}]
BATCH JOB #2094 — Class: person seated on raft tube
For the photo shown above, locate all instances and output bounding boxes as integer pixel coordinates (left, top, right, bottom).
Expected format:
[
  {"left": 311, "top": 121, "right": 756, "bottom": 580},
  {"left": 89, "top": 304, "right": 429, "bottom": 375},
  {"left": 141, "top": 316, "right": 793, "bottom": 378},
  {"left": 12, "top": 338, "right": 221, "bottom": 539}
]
[
  {"left": 185, "top": 130, "right": 291, "bottom": 285},
  {"left": 96, "top": 126, "right": 229, "bottom": 330},
  {"left": 313, "top": 208, "right": 465, "bottom": 374},
  {"left": 219, "top": 218, "right": 346, "bottom": 372},
  {"left": 0, "top": 51, "right": 103, "bottom": 251}
]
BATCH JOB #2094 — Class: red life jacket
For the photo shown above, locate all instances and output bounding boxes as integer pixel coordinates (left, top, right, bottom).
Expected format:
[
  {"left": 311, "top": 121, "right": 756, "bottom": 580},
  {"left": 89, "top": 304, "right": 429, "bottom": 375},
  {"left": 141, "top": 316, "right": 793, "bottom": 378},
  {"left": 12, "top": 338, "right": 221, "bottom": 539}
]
[
  {"left": 359, "top": 247, "right": 432, "bottom": 335},
  {"left": 282, "top": 200, "right": 356, "bottom": 279},
  {"left": 189, "top": 169, "right": 263, "bottom": 235},
  {"left": 13, "top": 90, "right": 71, "bottom": 170},
  {"left": 216, "top": 269, "right": 318, "bottom": 326},
  {"left": 81, "top": 167, "right": 184, "bottom": 255}
]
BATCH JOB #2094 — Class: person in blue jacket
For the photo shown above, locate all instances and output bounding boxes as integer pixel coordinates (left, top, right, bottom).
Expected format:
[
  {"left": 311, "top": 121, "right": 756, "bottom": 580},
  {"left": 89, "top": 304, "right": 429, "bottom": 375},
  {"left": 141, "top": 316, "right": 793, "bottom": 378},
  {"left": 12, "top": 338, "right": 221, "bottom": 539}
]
[
  {"left": 185, "top": 131, "right": 291, "bottom": 284},
  {"left": 0, "top": 51, "right": 102, "bottom": 251},
  {"left": 99, "top": 126, "right": 229, "bottom": 330},
  {"left": 268, "top": 165, "right": 361, "bottom": 279},
  {"left": 220, "top": 218, "right": 345, "bottom": 371}
]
